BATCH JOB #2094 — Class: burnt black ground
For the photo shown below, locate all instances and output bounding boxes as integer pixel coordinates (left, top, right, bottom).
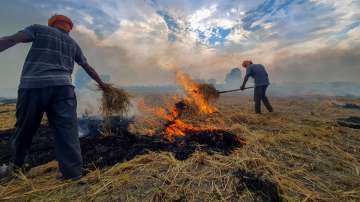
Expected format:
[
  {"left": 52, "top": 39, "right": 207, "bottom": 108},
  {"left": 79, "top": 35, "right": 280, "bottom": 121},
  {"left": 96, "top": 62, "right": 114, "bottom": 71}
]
[
  {"left": 0, "top": 120, "right": 284, "bottom": 202},
  {"left": 337, "top": 116, "right": 360, "bottom": 129},
  {"left": 0, "top": 122, "right": 284, "bottom": 201},
  {"left": 235, "top": 169, "right": 282, "bottom": 202},
  {"left": 0, "top": 117, "right": 244, "bottom": 169}
]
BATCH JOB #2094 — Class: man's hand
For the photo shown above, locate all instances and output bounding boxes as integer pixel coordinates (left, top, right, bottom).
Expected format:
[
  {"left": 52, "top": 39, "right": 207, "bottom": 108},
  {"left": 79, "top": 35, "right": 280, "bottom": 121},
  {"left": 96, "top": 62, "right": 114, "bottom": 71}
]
[
  {"left": 99, "top": 82, "right": 111, "bottom": 92},
  {"left": 240, "top": 75, "right": 249, "bottom": 91}
]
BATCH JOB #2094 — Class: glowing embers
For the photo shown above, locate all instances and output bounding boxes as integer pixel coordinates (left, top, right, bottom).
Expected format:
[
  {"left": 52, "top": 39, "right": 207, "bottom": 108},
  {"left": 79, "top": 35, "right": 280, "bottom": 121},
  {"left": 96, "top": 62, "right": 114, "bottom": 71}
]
[{"left": 156, "top": 100, "right": 196, "bottom": 141}]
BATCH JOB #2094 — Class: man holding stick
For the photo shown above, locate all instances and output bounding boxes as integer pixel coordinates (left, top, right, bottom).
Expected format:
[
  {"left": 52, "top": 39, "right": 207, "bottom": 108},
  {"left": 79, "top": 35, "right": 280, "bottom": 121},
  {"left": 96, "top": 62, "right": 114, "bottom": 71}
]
[
  {"left": 240, "top": 60, "right": 273, "bottom": 114},
  {"left": 0, "top": 15, "right": 109, "bottom": 180}
]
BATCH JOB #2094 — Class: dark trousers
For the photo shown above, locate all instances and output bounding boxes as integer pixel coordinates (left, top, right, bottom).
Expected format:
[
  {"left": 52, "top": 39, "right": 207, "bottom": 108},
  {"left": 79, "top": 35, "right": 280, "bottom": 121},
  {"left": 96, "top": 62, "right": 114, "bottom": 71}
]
[
  {"left": 10, "top": 86, "right": 83, "bottom": 178},
  {"left": 254, "top": 85, "right": 273, "bottom": 113}
]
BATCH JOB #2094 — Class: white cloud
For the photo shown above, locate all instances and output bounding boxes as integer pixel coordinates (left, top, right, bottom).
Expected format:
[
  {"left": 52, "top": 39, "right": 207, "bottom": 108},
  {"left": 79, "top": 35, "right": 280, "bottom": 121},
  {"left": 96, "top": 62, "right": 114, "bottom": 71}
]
[
  {"left": 309, "top": 0, "right": 360, "bottom": 33},
  {"left": 74, "top": 25, "right": 100, "bottom": 44},
  {"left": 1, "top": 0, "right": 360, "bottom": 91},
  {"left": 227, "top": 26, "right": 249, "bottom": 44},
  {"left": 83, "top": 15, "right": 94, "bottom": 24},
  {"left": 207, "top": 18, "right": 237, "bottom": 29},
  {"left": 188, "top": 4, "right": 218, "bottom": 29},
  {"left": 58, "top": 0, "right": 360, "bottom": 84}
]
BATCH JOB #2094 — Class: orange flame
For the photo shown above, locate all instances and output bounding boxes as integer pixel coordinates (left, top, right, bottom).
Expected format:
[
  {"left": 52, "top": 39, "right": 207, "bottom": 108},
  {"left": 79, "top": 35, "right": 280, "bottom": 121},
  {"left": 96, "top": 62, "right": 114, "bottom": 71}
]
[
  {"left": 164, "top": 119, "right": 195, "bottom": 140},
  {"left": 158, "top": 70, "right": 219, "bottom": 141},
  {"left": 153, "top": 103, "right": 194, "bottom": 141},
  {"left": 175, "top": 70, "right": 218, "bottom": 114},
  {"left": 138, "top": 70, "right": 219, "bottom": 141}
]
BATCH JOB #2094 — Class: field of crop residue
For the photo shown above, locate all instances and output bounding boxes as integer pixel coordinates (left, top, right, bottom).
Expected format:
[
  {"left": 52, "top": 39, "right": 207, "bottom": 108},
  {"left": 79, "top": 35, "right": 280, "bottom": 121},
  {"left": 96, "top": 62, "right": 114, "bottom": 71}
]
[{"left": 0, "top": 95, "right": 359, "bottom": 201}]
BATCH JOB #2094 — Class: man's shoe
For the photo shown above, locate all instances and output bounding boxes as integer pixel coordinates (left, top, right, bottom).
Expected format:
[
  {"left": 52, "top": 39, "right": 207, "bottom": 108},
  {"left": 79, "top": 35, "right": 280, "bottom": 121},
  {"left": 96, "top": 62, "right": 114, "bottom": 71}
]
[
  {"left": 0, "top": 163, "right": 15, "bottom": 179},
  {"left": 0, "top": 164, "right": 10, "bottom": 179}
]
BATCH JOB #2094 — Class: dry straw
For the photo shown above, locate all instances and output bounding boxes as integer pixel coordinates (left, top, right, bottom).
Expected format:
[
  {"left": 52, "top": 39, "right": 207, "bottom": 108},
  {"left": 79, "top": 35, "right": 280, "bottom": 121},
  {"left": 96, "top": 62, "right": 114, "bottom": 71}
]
[
  {"left": 197, "top": 83, "right": 220, "bottom": 100},
  {"left": 98, "top": 84, "right": 131, "bottom": 117},
  {"left": 1, "top": 91, "right": 359, "bottom": 201}
]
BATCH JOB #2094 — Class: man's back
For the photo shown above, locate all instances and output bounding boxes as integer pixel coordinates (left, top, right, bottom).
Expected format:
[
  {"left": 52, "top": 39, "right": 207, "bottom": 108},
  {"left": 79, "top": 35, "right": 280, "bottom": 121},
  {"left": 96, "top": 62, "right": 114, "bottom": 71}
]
[
  {"left": 19, "top": 24, "right": 87, "bottom": 88},
  {"left": 0, "top": 14, "right": 111, "bottom": 180},
  {"left": 246, "top": 64, "right": 270, "bottom": 86}
]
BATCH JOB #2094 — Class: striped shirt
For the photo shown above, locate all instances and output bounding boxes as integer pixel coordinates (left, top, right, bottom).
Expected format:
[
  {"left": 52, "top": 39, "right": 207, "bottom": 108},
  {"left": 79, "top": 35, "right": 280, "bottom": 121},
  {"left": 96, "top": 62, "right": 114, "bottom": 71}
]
[
  {"left": 19, "top": 24, "right": 87, "bottom": 88},
  {"left": 245, "top": 64, "right": 270, "bottom": 87}
]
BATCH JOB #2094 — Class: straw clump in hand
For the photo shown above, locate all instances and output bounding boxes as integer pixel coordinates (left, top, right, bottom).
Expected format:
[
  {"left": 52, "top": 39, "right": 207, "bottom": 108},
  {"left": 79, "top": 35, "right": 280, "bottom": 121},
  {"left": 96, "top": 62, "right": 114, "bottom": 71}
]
[{"left": 99, "top": 83, "right": 131, "bottom": 117}]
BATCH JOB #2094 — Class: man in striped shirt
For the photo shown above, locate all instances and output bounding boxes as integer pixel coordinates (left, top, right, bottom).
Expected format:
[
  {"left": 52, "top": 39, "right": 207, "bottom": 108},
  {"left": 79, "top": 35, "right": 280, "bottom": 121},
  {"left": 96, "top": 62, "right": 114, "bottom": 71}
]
[{"left": 0, "top": 15, "right": 109, "bottom": 180}]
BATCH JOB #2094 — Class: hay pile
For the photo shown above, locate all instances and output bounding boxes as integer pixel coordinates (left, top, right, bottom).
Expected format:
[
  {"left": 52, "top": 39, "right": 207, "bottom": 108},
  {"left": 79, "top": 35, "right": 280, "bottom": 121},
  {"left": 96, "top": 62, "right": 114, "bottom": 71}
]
[
  {"left": 99, "top": 84, "right": 131, "bottom": 117},
  {"left": 197, "top": 83, "right": 220, "bottom": 100}
]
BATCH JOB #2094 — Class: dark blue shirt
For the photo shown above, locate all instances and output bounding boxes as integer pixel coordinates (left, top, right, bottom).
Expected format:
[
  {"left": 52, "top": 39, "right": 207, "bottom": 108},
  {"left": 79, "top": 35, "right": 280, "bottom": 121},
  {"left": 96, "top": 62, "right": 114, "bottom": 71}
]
[
  {"left": 245, "top": 64, "right": 270, "bottom": 86},
  {"left": 19, "top": 24, "right": 87, "bottom": 88}
]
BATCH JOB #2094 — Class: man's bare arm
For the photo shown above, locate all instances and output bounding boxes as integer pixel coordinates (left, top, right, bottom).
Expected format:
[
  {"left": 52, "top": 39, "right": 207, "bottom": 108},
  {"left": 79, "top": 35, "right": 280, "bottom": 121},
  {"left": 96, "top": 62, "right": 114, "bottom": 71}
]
[
  {"left": 0, "top": 32, "right": 32, "bottom": 52},
  {"left": 240, "top": 75, "right": 249, "bottom": 90},
  {"left": 81, "top": 63, "right": 109, "bottom": 90}
]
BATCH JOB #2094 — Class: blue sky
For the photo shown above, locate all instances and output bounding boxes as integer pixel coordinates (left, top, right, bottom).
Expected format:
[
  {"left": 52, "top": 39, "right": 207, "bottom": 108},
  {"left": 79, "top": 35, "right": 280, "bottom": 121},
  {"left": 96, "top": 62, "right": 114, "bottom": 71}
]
[{"left": 0, "top": 0, "right": 359, "bottom": 95}]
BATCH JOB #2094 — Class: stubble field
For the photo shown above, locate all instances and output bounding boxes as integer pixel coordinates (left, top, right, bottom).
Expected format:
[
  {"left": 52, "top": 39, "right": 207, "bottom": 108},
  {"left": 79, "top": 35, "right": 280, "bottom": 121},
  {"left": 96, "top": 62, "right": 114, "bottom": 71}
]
[{"left": 0, "top": 94, "right": 359, "bottom": 201}]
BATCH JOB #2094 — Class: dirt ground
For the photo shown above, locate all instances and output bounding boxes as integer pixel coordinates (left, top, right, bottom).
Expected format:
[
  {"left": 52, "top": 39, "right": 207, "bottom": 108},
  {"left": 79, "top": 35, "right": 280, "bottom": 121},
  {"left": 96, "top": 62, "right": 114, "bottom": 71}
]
[{"left": 0, "top": 94, "right": 359, "bottom": 201}]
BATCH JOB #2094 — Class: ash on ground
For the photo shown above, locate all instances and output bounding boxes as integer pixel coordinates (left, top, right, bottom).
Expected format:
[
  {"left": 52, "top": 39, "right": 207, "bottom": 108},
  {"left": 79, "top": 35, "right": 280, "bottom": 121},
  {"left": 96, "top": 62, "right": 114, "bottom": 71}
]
[{"left": 0, "top": 116, "right": 244, "bottom": 170}]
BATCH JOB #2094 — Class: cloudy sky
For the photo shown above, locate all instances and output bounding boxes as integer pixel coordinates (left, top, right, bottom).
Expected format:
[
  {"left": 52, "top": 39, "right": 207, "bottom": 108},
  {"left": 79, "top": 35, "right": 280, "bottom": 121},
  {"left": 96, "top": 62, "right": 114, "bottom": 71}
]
[{"left": 0, "top": 0, "right": 359, "bottom": 94}]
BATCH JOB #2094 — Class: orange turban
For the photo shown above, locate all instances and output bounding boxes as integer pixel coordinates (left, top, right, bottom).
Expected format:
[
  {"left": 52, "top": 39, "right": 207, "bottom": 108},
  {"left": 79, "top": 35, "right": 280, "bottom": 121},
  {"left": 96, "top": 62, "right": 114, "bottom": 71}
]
[
  {"left": 48, "top": 15, "right": 73, "bottom": 33},
  {"left": 242, "top": 60, "right": 253, "bottom": 67}
]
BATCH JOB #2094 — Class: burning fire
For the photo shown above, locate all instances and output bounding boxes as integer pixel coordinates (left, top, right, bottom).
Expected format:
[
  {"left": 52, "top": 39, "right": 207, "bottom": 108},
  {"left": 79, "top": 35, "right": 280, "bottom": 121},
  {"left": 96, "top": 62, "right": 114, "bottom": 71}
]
[
  {"left": 154, "top": 100, "right": 195, "bottom": 141},
  {"left": 136, "top": 70, "right": 220, "bottom": 142},
  {"left": 159, "top": 108, "right": 195, "bottom": 139},
  {"left": 159, "top": 70, "right": 219, "bottom": 141},
  {"left": 175, "top": 70, "right": 218, "bottom": 114}
]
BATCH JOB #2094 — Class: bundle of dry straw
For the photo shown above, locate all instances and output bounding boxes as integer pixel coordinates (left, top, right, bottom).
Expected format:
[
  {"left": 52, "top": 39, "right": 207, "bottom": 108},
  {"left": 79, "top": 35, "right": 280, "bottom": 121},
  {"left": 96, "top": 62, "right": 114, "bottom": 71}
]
[
  {"left": 197, "top": 83, "right": 220, "bottom": 100},
  {"left": 98, "top": 84, "right": 131, "bottom": 117}
]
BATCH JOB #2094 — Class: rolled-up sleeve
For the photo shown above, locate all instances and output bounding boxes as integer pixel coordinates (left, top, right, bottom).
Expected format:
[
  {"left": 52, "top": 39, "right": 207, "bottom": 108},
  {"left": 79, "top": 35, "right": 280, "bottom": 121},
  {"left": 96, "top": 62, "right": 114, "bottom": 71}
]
[
  {"left": 19, "top": 24, "right": 38, "bottom": 41},
  {"left": 74, "top": 44, "right": 87, "bottom": 66}
]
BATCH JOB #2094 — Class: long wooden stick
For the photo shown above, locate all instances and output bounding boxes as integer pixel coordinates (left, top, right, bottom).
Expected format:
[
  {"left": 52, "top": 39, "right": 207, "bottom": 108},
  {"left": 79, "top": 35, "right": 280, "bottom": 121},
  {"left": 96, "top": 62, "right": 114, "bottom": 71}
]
[{"left": 218, "top": 87, "right": 254, "bottom": 94}]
